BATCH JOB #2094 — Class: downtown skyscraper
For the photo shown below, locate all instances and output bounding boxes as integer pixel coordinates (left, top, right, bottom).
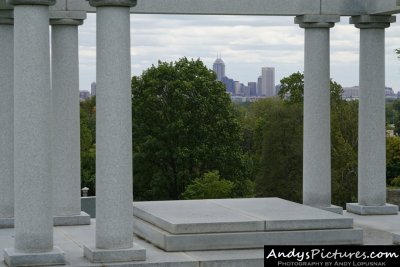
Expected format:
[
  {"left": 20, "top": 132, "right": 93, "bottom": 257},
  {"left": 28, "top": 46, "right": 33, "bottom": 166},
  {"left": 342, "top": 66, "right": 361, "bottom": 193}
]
[
  {"left": 261, "top": 67, "right": 275, "bottom": 97},
  {"left": 213, "top": 56, "right": 225, "bottom": 81}
]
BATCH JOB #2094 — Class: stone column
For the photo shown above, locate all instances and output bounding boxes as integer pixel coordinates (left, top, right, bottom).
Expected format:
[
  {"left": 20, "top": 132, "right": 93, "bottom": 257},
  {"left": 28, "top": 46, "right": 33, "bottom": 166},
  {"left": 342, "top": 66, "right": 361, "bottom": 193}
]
[
  {"left": 0, "top": 11, "right": 14, "bottom": 229},
  {"left": 3, "top": 1, "right": 65, "bottom": 266},
  {"left": 50, "top": 13, "right": 91, "bottom": 226},
  {"left": 295, "top": 15, "right": 342, "bottom": 214},
  {"left": 83, "top": 0, "right": 145, "bottom": 262},
  {"left": 347, "top": 15, "right": 398, "bottom": 215}
]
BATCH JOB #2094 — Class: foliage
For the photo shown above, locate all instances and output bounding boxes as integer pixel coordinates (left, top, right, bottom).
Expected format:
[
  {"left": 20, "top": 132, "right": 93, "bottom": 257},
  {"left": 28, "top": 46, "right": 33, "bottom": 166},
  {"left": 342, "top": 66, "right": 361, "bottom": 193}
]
[
  {"left": 331, "top": 100, "right": 358, "bottom": 206},
  {"left": 251, "top": 99, "right": 303, "bottom": 202},
  {"left": 390, "top": 176, "right": 400, "bottom": 187},
  {"left": 387, "top": 136, "right": 400, "bottom": 182},
  {"left": 278, "top": 72, "right": 304, "bottom": 104},
  {"left": 131, "top": 58, "right": 254, "bottom": 200},
  {"left": 277, "top": 72, "right": 343, "bottom": 104},
  {"left": 251, "top": 72, "right": 357, "bottom": 207},
  {"left": 181, "top": 171, "right": 235, "bottom": 199},
  {"left": 80, "top": 96, "right": 96, "bottom": 195}
]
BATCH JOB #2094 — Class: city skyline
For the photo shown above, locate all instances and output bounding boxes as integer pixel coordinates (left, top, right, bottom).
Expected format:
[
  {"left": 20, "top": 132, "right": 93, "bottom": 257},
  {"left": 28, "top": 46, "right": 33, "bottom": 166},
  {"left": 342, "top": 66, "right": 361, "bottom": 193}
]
[{"left": 77, "top": 14, "right": 400, "bottom": 92}]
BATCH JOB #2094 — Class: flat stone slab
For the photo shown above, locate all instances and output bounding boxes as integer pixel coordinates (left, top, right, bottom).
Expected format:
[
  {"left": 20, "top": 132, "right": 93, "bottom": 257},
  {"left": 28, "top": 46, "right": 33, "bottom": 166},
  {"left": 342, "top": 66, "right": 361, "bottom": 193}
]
[
  {"left": 54, "top": 211, "right": 91, "bottom": 226},
  {"left": 212, "top": 198, "right": 352, "bottom": 231},
  {"left": 133, "top": 217, "right": 363, "bottom": 251},
  {"left": 3, "top": 246, "right": 66, "bottom": 267},
  {"left": 1, "top": 212, "right": 92, "bottom": 228},
  {"left": 83, "top": 243, "right": 146, "bottom": 263},
  {"left": 133, "top": 199, "right": 265, "bottom": 234},
  {"left": 133, "top": 198, "right": 353, "bottom": 234},
  {"left": 346, "top": 203, "right": 399, "bottom": 215}
]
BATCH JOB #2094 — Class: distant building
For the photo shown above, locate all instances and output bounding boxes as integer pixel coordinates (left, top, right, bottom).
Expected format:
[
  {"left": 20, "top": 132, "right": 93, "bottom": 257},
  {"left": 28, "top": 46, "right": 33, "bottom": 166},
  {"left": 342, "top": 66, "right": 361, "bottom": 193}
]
[
  {"left": 257, "top": 76, "right": 262, "bottom": 96},
  {"left": 342, "top": 86, "right": 359, "bottom": 100},
  {"left": 343, "top": 86, "right": 396, "bottom": 100},
  {"left": 222, "top": 76, "right": 235, "bottom": 94},
  {"left": 213, "top": 56, "right": 225, "bottom": 81},
  {"left": 385, "top": 87, "right": 396, "bottom": 99},
  {"left": 80, "top": 90, "right": 91, "bottom": 101},
  {"left": 248, "top": 82, "right": 257, "bottom": 96},
  {"left": 261, "top": 67, "right": 275, "bottom": 97},
  {"left": 91, "top": 82, "right": 96, "bottom": 96}
]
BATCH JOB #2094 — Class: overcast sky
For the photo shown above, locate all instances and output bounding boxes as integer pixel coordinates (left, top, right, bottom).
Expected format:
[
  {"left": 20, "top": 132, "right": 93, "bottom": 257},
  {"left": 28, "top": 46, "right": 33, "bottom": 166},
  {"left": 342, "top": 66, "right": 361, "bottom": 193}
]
[{"left": 77, "top": 14, "right": 400, "bottom": 92}]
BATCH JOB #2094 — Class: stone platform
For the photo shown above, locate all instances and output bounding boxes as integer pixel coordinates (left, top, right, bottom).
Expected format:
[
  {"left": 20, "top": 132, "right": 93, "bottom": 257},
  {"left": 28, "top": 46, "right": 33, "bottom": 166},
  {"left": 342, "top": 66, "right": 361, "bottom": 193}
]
[{"left": 133, "top": 198, "right": 363, "bottom": 251}]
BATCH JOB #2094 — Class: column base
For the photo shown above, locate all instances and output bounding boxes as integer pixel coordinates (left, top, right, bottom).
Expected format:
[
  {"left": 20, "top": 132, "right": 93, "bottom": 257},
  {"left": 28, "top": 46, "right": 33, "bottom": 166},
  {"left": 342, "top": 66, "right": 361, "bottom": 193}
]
[
  {"left": 53, "top": 211, "right": 91, "bottom": 226},
  {"left": 3, "top": 246, "right": 66, "bottom": 267},
  {"left": 0, "top": 218, "right": 14, "bottom": 229},
  {"left": 83, "top": 243, "right": 146, "bottom": 263},
  {"left": 346, "top": 203, "right": 399, "bottom": 215},
  {"left": 319, "top": 205, "right": 343, "bottom": 215}
]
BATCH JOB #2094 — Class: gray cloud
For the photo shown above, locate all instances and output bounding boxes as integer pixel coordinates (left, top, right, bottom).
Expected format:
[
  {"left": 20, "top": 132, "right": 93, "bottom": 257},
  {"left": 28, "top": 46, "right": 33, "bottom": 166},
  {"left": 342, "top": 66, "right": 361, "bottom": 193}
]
[{"left": 77, "top": 14, "right": 400, "bottom": 92}]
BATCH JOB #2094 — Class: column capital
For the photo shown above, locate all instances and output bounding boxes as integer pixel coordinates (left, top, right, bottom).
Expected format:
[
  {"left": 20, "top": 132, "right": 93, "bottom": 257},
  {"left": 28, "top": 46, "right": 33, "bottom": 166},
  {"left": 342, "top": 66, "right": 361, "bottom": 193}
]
[
  {"left": 88, "top": 0, "right": 137, "bottom": 7},
  {"left": 350, "top": 15, "right": 396, "bottom": 29},
  {"left": 50, "top": 11, "right": 86, "bottom": 26},
  {"left": 6, "top": 0, "right": 56, "bottom": 6},
  {"left": 295, "top": 14, "right": 340, "bottom": 29}
]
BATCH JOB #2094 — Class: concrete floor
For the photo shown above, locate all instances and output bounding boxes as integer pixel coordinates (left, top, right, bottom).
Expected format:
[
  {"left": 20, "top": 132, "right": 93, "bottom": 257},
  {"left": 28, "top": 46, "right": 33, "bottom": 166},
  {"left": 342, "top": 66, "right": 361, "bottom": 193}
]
[{"left": 0, "top": 208, "right": 399, "bottom": 266}]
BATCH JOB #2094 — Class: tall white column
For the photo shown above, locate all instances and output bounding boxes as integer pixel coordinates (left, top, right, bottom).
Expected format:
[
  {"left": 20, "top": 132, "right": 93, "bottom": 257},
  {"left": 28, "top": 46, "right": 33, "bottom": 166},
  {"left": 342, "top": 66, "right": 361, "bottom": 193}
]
[
  {"left": 50, "top": 14, "right": 90, "bottom": 226},
  {"left": 83, "top": 0, "right": 145, "bottom": 262},
  {"left": 295, "top": 15, "right": 342, "bottom": 214},
  {"left": 347, "top": 15, "right": 398, "bottom": 215},
  {"left": 3, "top": 1, "right": 65, "bottom": 266},
  {"left": 0, "top": 12, "right": 14, "bottom": 229}
]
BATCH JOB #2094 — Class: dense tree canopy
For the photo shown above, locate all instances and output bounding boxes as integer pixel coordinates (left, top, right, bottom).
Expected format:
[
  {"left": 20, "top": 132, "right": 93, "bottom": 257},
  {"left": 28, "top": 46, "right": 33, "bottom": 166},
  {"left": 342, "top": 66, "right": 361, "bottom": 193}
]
[
  {"left": 248, "top": 72, "right": 358, "bottom": 206},
  {"left": 131, "top": 58, "right": 254, "bottom": 200},
  {"left": 80, "top": 96, "right": 96, "bottom": 195}
]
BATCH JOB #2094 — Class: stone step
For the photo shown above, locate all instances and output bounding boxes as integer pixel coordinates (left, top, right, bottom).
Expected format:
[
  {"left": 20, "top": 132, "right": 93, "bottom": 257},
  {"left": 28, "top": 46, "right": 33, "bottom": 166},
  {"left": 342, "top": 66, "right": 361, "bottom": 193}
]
[
  {"left": 133, "top": 216, "right": 363, "bottom": 251},
  {"left": 133, "top": 198, "right": 353, "bottom": 234},
  {"left": 132, "top": 198, "right": 362, "bottom": 251}
]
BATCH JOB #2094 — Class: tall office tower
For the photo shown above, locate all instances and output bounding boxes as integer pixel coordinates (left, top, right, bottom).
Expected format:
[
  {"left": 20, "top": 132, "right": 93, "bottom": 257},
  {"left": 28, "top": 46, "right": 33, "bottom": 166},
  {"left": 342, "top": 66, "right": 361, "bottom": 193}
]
[
  {"left": 261, "top": 67, "right": 275, "bottom": 97},
  {"left": 257, "top": 76, "right": 262, "bottom": 96},
  {"left": 234, "top": 81, "right": 241, "bottom": 95},
  {"left": 248, "top": 82, "right": 257, "bottom": 96},
  {"left": 91, "top": 81, "right": 96, "bottom": 96},
  {"left": 213, "top": 56, "right": 225, "bottom": 81}
]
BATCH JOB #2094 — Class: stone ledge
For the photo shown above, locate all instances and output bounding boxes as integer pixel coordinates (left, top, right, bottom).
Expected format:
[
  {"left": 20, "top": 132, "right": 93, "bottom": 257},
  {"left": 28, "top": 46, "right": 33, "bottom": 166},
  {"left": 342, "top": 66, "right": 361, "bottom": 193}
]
[
  {"left": 346, "top": 203, "right": 399, "bottom": 215},
  {"left": 319, "top": 205, "right": 344, "bottom": 215},
  {"left": 3, "top": 246, "right": 66, "bottom": 267},
  {"left": 83, "top": 243, "right": 146, "bottom": 263},
  {"left": 53, "top": 211, "right": 91, "bottom": 226},
  {"left": 133, "top": 217, "right": 363, "bottom": 252}
]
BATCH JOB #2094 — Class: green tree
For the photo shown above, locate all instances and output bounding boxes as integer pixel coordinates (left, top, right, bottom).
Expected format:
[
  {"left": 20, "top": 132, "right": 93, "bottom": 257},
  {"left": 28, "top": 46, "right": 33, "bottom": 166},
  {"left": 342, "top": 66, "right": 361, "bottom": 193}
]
[
  {"left": 80, "top": 97, "right": 96, "bottom": 195},
  {"left": 278, "top": 72, "right": 304, "bottom": 104},
  {"left": 132, "top": 58, "right": 254, "bottom": 200},
  {"left": 278, "top": 72, "right": 343, "bottom": 104},
  {"left": 181, "top": 171, "right": 235, "bottom": 199},
  {"left": 387, "top": 136, "right": 400, "bottom": 183},
  {"left": 252, "top": 99, "right": 303, "bottom": 202},
  {"left": 252, "top": 72, "right": 357, "bottom": 206},
  {"left": 331, "top": 100, "right": 358, "bottom": 206}
]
